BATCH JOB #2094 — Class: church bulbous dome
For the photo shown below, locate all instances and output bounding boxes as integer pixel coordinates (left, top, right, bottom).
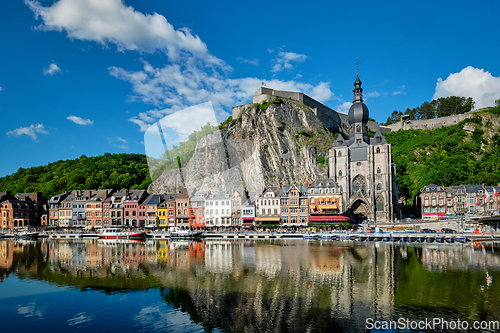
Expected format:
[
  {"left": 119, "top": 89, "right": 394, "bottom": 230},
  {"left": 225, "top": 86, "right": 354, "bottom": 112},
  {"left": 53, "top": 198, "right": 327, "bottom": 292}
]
[{"left": 348, "top": 102, "right": 369, "bottom": 125}]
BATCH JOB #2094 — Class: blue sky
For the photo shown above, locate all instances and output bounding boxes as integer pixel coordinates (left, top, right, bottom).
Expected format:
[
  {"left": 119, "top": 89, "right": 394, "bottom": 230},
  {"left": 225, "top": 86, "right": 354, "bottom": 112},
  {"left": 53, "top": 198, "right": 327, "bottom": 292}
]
[{"left": 1, "top": 0, "right": 500, "bottom": 178}]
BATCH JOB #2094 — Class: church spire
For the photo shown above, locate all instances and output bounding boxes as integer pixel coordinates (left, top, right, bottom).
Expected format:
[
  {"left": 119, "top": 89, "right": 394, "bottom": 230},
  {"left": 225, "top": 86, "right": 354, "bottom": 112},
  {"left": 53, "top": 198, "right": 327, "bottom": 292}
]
[
  {"left": 353, "top": 57, "right": 363, "bottom": 103},
  {"left": 353, "top": 75, "right": 363, "bottom": 103}
]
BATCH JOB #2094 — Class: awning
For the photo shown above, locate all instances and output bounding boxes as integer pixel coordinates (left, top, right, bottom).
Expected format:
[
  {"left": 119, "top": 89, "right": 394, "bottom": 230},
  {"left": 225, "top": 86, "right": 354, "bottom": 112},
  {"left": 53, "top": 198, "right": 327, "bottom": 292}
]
[
  {"left": 308, "top": 215, "right": 350, "bottom": 222},
  {"left": 255, "top": 217, "right": 280, "bottom": 222}
]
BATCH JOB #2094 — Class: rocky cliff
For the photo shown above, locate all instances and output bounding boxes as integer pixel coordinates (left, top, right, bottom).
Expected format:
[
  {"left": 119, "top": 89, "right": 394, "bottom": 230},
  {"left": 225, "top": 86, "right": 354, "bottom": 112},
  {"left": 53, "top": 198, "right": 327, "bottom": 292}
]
[{"left": 148, "top": 99, "right": 336, "bottom": 195}]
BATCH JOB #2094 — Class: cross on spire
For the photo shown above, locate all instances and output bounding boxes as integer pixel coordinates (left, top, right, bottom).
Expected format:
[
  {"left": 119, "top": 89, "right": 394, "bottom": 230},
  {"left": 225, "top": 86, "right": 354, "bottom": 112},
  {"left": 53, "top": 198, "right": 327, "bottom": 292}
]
[{"left": 355, "top": 57, "right": 360, "bottom": 74}]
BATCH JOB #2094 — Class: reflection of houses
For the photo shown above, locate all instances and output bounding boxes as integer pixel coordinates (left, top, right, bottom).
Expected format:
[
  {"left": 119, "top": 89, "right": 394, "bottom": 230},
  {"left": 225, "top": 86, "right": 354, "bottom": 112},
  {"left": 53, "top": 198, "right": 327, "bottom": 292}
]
[
  {"left": 329, "top": 74, "right": 399, "bottom": 222},
  {"left": 204, "top": 240, "right": 233, "bottom": 274}
]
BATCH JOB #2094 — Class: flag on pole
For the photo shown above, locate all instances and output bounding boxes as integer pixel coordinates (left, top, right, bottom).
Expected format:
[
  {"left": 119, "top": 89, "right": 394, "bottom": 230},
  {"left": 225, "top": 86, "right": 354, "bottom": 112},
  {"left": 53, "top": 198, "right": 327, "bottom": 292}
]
[
  {"left": 262, "top": 82, "right": 266, "bottom": 86},
  {"left": 494, "top": 187, "right": 499, "bottom": 197},
  {"left": 485, "top": 189, "right": 490, "bottom": 201}
]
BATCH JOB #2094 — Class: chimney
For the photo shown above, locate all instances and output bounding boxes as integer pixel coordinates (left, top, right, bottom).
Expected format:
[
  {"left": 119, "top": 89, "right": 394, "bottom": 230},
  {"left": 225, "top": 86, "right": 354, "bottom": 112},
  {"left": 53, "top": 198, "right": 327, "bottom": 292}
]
[
  {"left": 105, "top": 190, "right": 108, "bottom": 198},
  {"left": 88, "top": 190, "right": 92, "bottom": 198},
  {"left": 125, "top": 189, "right": 129, "bottom": 196}
]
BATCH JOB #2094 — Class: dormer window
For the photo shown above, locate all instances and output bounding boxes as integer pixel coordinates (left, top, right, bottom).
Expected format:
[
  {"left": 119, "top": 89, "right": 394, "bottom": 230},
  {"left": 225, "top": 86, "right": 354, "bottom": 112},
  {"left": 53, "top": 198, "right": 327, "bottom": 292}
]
[{"left": 376, "top": 137, "right": 381, "bottom": 143}]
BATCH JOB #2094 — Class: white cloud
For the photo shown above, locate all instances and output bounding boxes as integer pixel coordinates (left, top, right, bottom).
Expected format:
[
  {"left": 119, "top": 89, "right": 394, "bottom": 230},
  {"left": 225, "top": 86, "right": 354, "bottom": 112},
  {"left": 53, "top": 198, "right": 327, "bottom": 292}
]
[
  {"left": 67, "top": 115, "right": 93, "bottom": 125},
  {"left": 26, "top": 0, "right": 225, "bottom": 66},
  {"left": 433, "top": 66, "right": 500, "bottom": 109},
  {"left": 0, "top": 87, "right": 3, "bottom": 92},
  {"left": 110, "top": 61, "right": 336, "bottom": 131},
  {"left": 365, "top": 91, "right": 381, "bottom": 98},
  {"left": 6, "top": 124, "right": 48, "bottom": 142},
  {"left": 237, "top": 57, "right": 259, "bottom": 66},
  {"left": 392, "top": 85, "right": 406, "bottom": 95},
  {"left": 271, "top": 50, "right": 307, "bottom": 73},
  {"left": 43, "top": 62, "right": 62, "bottom": 76},
  {"left": 117, "top": 136, "right": 127, "bottom": 143},
  {"left": 335, "top": 101, "right": 352, "bottom": 114}
]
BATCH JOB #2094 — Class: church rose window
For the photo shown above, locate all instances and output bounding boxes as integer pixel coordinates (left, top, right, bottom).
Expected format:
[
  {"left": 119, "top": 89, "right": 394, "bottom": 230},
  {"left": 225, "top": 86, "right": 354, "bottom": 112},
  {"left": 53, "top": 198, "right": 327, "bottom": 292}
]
[{"left": 352, "top": 175, "right": 366, "bottom": 195}]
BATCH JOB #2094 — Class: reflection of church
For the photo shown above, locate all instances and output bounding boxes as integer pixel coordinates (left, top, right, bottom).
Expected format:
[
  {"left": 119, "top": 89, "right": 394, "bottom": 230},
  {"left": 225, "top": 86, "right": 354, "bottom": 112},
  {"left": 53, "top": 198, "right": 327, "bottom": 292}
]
[{"left": 329, "top": 73, "right": 399, "bottom": 222}]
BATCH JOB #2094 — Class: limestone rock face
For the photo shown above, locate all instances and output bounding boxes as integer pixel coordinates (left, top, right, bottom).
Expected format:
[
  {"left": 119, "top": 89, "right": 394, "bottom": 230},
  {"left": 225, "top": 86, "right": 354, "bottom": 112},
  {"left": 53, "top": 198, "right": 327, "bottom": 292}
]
[{"left": 148, "top": 100, "right": 334, "bottom": 194}]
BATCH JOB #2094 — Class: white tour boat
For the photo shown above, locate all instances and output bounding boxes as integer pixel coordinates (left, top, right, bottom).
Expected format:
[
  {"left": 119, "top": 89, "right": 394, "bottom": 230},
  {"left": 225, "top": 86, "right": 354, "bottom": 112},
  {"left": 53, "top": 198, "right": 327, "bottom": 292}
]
[{"left": 96, "top": 228, "right": 146, "bottom": 240}]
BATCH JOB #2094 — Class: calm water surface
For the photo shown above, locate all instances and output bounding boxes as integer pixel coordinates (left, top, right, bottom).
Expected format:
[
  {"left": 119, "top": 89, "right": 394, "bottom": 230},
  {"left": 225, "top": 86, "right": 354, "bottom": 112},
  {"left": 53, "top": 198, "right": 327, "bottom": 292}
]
[{"left": 0, "top": 238, "right": 499, "bottom": 332}]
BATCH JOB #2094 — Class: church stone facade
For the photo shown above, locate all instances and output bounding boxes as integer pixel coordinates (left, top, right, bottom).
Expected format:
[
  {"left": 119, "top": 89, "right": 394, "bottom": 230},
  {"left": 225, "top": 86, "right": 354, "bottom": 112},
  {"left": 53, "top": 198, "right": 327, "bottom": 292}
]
[{"left": 329, "top": 74, "right": 399, "bottom": 222}]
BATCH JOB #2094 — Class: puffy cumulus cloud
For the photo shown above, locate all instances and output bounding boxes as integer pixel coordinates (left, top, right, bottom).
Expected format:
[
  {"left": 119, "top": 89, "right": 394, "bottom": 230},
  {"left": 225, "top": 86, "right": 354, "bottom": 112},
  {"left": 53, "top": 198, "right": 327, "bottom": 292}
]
[
  {"left": 271, "top": 50, "right": 307, "bottom": 73},
  {"left": 110, "top": 61, "right": 336, "bottom": 131},
  {"left": 67, "top": 115, "right": 93, "bottom": 125},
  {"left": 25, "top": 0, "right": 225, "bottom": 66},
  {"left": 6, "top": 124, "right": 48, "bottom": 142},
  {"left": 433, "top": 66, "right": 500, "bottom": 109},
  {"left": 43, "top": 62, "right": 62, "bottom": 76}
]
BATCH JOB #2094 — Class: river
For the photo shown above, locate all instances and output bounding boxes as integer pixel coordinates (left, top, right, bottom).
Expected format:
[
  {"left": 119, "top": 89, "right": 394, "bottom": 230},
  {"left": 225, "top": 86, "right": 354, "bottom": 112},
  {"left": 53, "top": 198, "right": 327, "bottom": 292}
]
[{"left": 0, "top": 238, "right": 499, "bottom": 332}]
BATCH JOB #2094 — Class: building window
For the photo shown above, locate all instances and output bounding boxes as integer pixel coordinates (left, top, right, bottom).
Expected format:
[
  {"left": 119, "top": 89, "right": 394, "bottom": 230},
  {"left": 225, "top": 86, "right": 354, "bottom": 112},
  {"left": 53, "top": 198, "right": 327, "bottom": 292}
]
[
  {"left": 377, "top": 167, "right": 381, "bottom": 174},
  {"left": 339, "top": 170, "right": 342, "bottom": 177},
  {"left": 376, "top": 197, "right": 384, "bottom": 212},
  {"left": 338, "top": 151, "right": 342, "bottom": 157},
  {"left": 352, "top": 175, "right": 367, "bottom": 195},
  {"left": 356, "top": 125, "right": 361, "bottom": 133},
  {"left": 377, "top": 184, "right": 381, "bottom": 191}
]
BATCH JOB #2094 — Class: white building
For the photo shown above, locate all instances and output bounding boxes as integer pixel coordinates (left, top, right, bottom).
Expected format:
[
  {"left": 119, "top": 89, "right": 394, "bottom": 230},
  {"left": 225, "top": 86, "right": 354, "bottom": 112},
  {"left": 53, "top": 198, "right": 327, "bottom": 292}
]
[{"left": 205, "top": 193, "right": 232, "bottom": 228}]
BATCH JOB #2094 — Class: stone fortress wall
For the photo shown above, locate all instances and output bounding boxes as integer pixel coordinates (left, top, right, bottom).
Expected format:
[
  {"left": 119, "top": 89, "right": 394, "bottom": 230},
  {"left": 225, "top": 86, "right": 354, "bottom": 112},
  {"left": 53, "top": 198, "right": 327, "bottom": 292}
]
[
  {"left": 232, "top": 87, "right": 390, "bottom": 137},
  {"left": 384, "top": 110, "right": 477, "bottom": 131},
  {"left": 232, "top": 87, "right": 480, "bottom": 135}
]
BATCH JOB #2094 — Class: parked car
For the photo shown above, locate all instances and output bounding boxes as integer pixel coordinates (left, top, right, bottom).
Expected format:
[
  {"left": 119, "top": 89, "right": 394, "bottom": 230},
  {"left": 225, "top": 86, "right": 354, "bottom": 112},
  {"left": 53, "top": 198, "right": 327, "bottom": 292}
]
[
  {"left": 420, "top": 228, "right": 436, "bottom": 233},
  {"left": 405, "top": 228, "right": 417, "bottom": 233},
  {"left": 441, "top": 228, "right": 456, "bottom": 234},
  {"left": 460, "top": 228, "right": 474, "bottom": 233}
]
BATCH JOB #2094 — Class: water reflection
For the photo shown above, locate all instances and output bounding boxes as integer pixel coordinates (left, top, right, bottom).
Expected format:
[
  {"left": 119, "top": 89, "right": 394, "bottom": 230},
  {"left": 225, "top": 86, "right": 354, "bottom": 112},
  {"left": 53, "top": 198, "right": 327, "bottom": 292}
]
[{"left": 1, "top": 239, "right": 500, "bottom": 332}]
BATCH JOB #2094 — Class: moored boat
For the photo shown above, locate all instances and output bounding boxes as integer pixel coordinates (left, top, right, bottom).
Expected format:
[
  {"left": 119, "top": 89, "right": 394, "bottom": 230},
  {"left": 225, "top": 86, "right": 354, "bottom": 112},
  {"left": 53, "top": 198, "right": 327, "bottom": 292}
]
[
  {"left": 169, "top": 227, "right": 203, "bottom": 238},
  {"left": 14, "top": 231, "right": 39, "bottom": 239},
  {"left": 96, "top": 228, "right": 146, "bottom": 240},
  {"left": 455, "top": 235, "right": 467, "bottom": 243}
]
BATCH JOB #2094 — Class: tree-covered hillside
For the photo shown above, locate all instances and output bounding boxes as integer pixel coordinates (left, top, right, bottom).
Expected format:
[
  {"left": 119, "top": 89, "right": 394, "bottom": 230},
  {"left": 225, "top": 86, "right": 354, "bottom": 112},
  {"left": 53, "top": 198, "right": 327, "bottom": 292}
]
[
  {"left": 0, "top": 153, "right": 151, "bottom": 198},
  {"left": 385, "top": 106, "right": 500, "bottom": 207}
]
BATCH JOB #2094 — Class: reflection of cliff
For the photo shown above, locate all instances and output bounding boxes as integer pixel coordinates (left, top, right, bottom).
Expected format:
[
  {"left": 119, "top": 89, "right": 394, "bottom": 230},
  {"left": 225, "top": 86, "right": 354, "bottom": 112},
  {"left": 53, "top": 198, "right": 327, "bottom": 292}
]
[{"left": 6, "top": 239, "right": 500, "bottom": 331}]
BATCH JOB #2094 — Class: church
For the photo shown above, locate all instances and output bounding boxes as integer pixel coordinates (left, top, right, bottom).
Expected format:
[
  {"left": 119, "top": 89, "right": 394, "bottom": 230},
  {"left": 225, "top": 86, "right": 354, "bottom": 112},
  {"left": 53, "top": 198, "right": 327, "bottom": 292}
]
[{"left": 329, "top": 73, "right": 399, "bottom": 222}]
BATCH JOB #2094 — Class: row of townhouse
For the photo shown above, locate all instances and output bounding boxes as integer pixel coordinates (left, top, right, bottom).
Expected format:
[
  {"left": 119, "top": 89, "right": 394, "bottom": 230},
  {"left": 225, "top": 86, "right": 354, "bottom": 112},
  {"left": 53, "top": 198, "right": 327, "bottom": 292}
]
[
  {"left": 1, "top": 177, "right": 350, "bottom": 230},
  {"left": 420, "top": 184, "right": 500, "bottom": 218}
]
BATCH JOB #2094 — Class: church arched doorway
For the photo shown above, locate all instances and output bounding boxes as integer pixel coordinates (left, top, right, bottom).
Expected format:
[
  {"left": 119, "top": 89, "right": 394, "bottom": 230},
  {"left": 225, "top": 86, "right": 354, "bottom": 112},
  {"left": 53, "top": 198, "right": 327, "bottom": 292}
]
[{"left": 351, "top": 200, "right": 368, "bottom": 223}]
